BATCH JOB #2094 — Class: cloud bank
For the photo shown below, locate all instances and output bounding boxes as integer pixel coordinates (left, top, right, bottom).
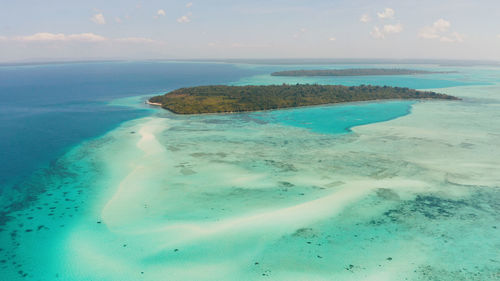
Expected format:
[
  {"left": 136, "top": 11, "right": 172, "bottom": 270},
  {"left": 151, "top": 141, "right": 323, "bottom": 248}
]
[
  {"left": 14, "top": 33, "right": 106, "bottom": 42},
  {"left": 3, "top": 32, "right": 156, "bottom": 44}
]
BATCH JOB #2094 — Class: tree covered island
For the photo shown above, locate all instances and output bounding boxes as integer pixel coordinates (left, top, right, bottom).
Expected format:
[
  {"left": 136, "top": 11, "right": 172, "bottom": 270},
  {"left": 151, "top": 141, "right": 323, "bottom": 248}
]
[
  {"left": 271, "top": 68, "right": 456, "bottom": 77},
  {"left": 149, "top": 84, "right": 459, "bottom": 114},
  {"left": 148, "top": 84, "right": 459, "bottom": 114}
]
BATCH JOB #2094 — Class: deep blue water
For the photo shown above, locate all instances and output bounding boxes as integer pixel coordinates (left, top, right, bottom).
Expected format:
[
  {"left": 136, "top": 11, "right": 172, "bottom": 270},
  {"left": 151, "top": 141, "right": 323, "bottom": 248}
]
[
  {"left": 0, "top": 61, "right": 260, "bottom": 188},
  {"left": 256, "top": 101, "right": 415, "bottom": 134}
]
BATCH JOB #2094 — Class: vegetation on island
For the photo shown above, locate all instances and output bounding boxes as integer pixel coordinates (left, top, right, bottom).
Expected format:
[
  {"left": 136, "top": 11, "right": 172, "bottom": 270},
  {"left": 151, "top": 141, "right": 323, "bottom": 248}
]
[
  {"left": 271, "top": 68, "right": 456, "bottom": 77},
  {"left": 148, "top": 84, "right": 459, "bottom": 114}
]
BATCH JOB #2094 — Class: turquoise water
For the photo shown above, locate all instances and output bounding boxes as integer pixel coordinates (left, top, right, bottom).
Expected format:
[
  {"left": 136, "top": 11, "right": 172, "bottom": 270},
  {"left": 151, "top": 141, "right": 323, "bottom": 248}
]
[
  {"left": 233, "top": 63, "right": 493, "bottom": 89},
  {"left": 253, "top": 101, "right": 415, "bottom": 134},
  {"left": 1, "top": 62, "right": 499, "bottom": 280}
]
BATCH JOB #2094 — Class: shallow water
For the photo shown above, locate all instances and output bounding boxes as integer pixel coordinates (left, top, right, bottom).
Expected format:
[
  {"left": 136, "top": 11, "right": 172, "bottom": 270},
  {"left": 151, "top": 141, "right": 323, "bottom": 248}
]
[
  {"left": 0, "top": 62, "right": 499, "bottom": 280},
  {"left": 252, "top": 100, "right": 415, "bottom": 134}
]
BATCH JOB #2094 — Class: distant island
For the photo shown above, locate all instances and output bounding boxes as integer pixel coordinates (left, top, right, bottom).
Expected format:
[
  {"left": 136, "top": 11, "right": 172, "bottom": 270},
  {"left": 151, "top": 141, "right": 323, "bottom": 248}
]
[
  {"left": 148, "top": 84, "right": 459, "bottom": 114},
  {"left": 271, "top": 68, "right": 456, "bottom": 77}
]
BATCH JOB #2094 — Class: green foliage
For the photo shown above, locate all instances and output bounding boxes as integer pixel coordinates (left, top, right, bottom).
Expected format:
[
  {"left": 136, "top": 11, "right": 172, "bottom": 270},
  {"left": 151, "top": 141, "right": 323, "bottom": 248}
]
[
  {"left": 149, "top": 84, "right": 459, "bottom": 114},
  {"left": 271, "top": 69, "right": 455, "bottom": 77}
]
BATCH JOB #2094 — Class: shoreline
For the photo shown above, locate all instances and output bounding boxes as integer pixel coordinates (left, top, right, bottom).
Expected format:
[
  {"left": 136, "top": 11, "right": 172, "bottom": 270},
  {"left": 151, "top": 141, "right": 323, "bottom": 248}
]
[
  {"left": 146, "top": 100, "right": 162, "bottom": 106},
  {"left": 151, "top": 97, "right": 460, "bottom": 116}
]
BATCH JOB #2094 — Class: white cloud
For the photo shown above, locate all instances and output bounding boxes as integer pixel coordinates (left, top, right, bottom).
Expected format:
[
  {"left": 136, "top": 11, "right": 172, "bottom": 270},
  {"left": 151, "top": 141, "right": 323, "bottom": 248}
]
[
  {"left": 186, "top": 2, "right": 193, "bottom": 8},
  {"left": 90, "top": 13, "right": 106, "bottom": 25},
  {"left": 419, "top": 19, "right": 464, "bottom": 43},
  {"left": 370, "top": 26, "right": 385, "bottom": 39},
  {"left": 3, "top": 32, "right": 161, "bottom": 45},
  {"left": 370, "top": 23, "right": 403, "bottom": 39},
  {"left": 433, "top": 18, "right": 451, "bottom": 32},
  {"left": 360, "top": 14, "right": 371, "bottom": 23},
  {"left": 440, "top": 32, "right": 465, "bottom": 43},
  {"left": 14, "top": 32, "right": 106, "bottom": 42},
  {"left": 157, "top": 9, "right": 166, "bottom": 16},
  {"left": 383, "top": 23, "right": 403, "bottom": 34},
  {"left": 377, "top": 8, "right": 395, "bottom": 19},
  {"left": 17, "top": 32, "right": 66, "bottom": 41},
  {"left": 329, "top": 37, "right": 336, "bottom": 41},
  {"left": 177, "top": 15, "right": 191, "bottom": 23},
  {"left": 68, "top": 33, "right": 107, "bottom": 42},
  {"left": 419, "top": 19, "right": 450, "bottom": 39}
]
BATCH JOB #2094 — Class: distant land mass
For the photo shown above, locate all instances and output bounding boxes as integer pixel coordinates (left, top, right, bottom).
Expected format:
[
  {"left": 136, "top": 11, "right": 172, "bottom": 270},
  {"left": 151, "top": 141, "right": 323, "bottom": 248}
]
[
  {"left": 149, "top": 84, "right": 459, "bottom": 114},
  {"left": 271, "top": 68, "right": 457, "bottom": 77}
]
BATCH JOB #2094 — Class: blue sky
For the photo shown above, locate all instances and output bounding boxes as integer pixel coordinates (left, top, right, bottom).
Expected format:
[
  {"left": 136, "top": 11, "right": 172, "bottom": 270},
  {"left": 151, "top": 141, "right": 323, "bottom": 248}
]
[{"left": 1, "top": 0, "right": 499, "bottom": 62}]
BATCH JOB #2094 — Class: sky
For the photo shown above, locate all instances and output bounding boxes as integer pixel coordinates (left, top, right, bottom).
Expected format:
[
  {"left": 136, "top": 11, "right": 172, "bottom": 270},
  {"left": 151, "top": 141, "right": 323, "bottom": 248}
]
[{"left": 1, "top": 0, "right": 500, "bottom": 62}]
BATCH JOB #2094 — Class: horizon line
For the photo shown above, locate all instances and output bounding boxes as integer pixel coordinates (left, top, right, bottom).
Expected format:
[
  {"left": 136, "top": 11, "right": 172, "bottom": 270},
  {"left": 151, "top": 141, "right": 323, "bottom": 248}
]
[{"left": 1, "top": 57, "right": 499, "bottom": 67}]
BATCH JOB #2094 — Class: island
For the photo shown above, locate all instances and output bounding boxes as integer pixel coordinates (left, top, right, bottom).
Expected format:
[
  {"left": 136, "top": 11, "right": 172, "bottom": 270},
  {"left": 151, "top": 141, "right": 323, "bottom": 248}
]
[
  {"left": 271, "top": 68, "right": 455, "bottom": 77},
  {"left": 148, "top": 84, "right": 459, "bottom": 114}
]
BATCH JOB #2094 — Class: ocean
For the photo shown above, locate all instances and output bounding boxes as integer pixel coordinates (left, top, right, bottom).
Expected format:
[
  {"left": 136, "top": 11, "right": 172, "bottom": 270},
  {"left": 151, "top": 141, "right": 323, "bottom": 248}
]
[
  {"left": 0, "top": 61, "right": 499, "bottom": 280},
  {"left": 0, "top": 61, "right": 260, "bottom": 191}
]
